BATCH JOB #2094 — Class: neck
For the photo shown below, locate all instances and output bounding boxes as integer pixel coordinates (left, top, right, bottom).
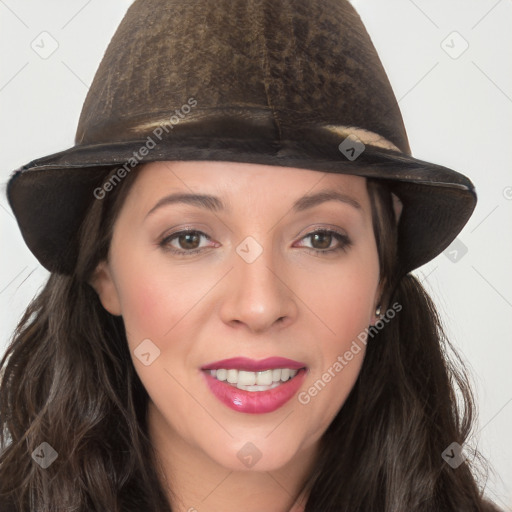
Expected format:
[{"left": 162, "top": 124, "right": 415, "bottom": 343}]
[{"left": 147, "top": 402, "right": 317, "bottom": 512}]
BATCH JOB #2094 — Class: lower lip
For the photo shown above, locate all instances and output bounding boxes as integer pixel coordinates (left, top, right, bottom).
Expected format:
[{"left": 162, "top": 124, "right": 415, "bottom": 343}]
[{"left": 202, "top": 369, "right": 308, "bottom": 414}]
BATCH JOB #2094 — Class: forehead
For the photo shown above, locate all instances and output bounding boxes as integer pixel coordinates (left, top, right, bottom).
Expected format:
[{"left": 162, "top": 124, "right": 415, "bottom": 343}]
[{"left": 130, "top": 160, "right": 369, "bottom": 203}]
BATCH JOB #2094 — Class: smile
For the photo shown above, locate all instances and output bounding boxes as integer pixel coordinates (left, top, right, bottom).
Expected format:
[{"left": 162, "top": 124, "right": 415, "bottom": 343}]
[
  {"left": 204, "top": 368, "right": 299, "bottom": 391},
  {"left": 201, "top": 357, "right": 308, "bottom": 414}
]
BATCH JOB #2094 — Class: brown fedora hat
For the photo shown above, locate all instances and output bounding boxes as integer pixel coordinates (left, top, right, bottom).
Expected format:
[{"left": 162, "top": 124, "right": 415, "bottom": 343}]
[{"left": 6, "top": 0, "right": 476, "bottom": 277}]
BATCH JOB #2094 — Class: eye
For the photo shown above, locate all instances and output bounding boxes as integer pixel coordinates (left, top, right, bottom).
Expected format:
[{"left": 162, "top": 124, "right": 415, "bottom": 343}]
[
  {"left": 296, "top": 229, "right": 352, "bottom": 255},
  {"left": 159, "top": 229, "right": 215, "bottom": 255},
  {"left": 158, "top": 228, "right": 352, "bottom": 257}
]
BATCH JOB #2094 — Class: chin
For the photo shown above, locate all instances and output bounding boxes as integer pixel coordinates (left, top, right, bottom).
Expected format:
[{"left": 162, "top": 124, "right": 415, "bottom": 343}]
[{"left": 204, "top": 434, "right": 308, "bottom": 473}]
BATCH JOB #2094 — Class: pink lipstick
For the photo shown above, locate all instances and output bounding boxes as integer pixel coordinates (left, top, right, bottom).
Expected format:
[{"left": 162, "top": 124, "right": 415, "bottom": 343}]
[
  {"left": 201, "top": 357, "right": 307, "bottom": 414},
  {"left": 201, "top": 356, "right": 306, "bottom": 371}
]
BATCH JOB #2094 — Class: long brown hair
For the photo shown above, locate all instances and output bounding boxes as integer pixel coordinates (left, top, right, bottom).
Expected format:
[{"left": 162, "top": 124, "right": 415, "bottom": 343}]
[{"left": 0, "top": 165, "right": 499, "bottom": 511}]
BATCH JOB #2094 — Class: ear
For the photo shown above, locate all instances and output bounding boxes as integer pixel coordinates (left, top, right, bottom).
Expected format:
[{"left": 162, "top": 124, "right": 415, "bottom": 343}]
[
  {"left": 391, "top": 192, "right": 403, "bottom": 224},
  {"left": 370, "top": 278, "right": 386, "bottom": 326},
  {"left": 89, "top": 260, "right": 122, "bottom": 316}
]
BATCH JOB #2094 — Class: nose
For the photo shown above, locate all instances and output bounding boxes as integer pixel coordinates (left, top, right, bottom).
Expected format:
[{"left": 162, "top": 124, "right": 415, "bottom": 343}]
[{"left": 218, "top": 240, "right": 298, "bottom": 334}]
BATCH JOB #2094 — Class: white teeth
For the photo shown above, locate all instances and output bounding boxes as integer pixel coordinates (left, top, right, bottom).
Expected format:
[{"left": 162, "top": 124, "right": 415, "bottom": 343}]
[
  {"left": 256, "top": 370, "right": 273, "bottom": 386},
  {"left": 226, "top": 369, "right": 238, "bottom": 384},
  {"left": 280, "top": 368, "right": 291, "bottom": 381},
  {"left": 207, "top": 367, "right": 300, "bottom": 391},
  {"left": 241, "top": 383, "right": 282, "bottom": 391},
  {"left": 238, "top": 370, "right": 256, "bottom": 386},
  {"left": 215, "top": 368, "right": 227, "bottom": 381}
]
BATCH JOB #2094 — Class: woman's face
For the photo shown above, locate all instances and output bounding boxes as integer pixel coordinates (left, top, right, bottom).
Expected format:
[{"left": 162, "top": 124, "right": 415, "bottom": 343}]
[{"left": 92, "top": 160, "right": 382, "bottom": 472}]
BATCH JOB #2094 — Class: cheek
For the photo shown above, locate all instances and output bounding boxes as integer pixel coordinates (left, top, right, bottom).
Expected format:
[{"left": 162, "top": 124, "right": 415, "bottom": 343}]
[
  {"left": 110, "top": 249, "right": 218, "bottom": 379},
  {"left": 297, "top": 245, "right": 378, "bottom": 420},
  {"left": 304, "top": 252, "right": 379, "bottom": 342},
  {"left": 109, "top": 243, "right": 184, "bottom": 346},
  {"left": 310, "top": 275, "right": 372, "bottom": 382},
  {"left": 117, "top": 273, "right": 171, "bottom": 340},
  {"left": 112, "top": 256, "right": 196, "bottom": 411}
]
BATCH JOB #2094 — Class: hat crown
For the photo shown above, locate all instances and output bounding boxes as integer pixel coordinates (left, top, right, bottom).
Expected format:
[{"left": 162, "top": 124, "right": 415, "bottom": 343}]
[
  {"left": 76, "top": 0, "right": 410, "bottom": 153},
  {"left": 8, "top": 0, "right": 476, "bottom": 277}
]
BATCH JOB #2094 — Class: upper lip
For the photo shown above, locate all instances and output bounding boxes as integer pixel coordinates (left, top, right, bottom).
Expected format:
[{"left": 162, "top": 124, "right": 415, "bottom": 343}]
[{"left": 201, "top": 357, "right": 307, "bottom": 372}]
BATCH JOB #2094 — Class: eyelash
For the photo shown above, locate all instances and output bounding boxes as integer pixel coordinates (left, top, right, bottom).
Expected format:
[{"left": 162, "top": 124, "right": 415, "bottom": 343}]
[{"left": 158, "top": 228, "right": 352, "bottom": 256}]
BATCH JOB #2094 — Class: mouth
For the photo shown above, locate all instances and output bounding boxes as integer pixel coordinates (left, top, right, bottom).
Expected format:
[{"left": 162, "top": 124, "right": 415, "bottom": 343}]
[
  {"left": 203, "top": 367, "right": 303, "bottom": 391},
  {"left": 200, "top": 357, "right": 308, "bottom": 414}
]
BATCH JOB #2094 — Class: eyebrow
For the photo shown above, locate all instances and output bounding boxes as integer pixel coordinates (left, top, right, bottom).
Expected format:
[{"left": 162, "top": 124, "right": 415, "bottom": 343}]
[{"left": 145, "top": 189, "right": 362, "bottom": 218}]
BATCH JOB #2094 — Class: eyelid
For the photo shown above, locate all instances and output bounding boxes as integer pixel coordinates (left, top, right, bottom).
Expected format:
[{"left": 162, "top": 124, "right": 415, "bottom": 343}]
[
  {"left": 293, "top": 223, "right": 349, "bottom": 239},
  {"left": 293, "top": 227, "right": 352, "bottom": 254},
  {"left": 159, "top": 228, "right": 216, "bottom": 253}
]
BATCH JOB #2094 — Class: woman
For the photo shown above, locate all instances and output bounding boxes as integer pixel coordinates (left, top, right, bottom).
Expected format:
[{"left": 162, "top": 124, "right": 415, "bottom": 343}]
[{"left": 0, "top": 0, "right": 501, "bottom": 510}]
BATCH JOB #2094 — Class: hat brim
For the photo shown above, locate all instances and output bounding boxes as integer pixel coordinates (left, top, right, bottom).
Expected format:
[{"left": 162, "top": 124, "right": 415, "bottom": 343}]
[{"left": 7, "top": 135, "right": 476, "bottom": 276}]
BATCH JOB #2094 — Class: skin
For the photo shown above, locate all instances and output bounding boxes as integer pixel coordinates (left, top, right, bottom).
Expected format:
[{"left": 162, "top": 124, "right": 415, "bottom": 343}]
[{"left": 91, "top": 160, "right": 383, "bottom": 512}]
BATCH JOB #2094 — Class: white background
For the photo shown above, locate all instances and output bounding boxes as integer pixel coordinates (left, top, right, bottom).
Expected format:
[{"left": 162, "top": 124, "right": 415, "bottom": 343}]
[{"left": 1, "top": 0, "right": 511, "bottom": 509}]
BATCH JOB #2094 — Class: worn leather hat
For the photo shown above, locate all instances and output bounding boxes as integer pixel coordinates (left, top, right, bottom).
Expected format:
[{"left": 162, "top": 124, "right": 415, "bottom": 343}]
[{"left": 6, "top": 0, "right": 476, "bottom": 276}]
